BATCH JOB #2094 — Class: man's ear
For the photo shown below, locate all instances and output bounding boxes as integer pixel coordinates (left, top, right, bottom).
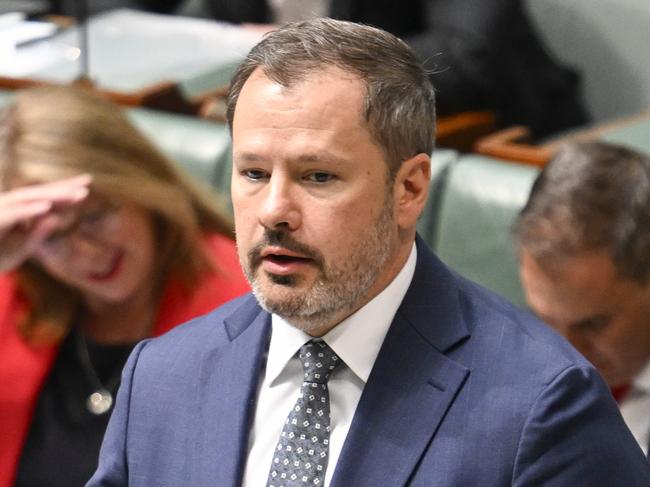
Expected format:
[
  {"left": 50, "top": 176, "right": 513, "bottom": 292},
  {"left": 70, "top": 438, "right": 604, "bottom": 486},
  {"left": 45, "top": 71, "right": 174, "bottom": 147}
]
[{"left": 393, "top": 153, "right": 430, "bottom": 229}]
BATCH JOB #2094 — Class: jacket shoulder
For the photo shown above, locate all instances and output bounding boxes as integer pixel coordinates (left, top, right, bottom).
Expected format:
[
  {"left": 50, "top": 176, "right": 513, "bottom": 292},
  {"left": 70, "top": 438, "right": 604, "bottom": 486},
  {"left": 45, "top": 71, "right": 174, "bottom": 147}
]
[{"left": 140, "top": 292, "right": 259, "bottom": 359}]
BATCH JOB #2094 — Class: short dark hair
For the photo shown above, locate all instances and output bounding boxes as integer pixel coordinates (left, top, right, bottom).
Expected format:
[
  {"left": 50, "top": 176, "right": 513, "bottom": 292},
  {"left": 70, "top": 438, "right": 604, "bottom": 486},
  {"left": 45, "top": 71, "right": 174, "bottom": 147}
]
[
  {"left": 226, "top": 18, "right": 436, "bottom": 176},
  {"left": 514, "top": 141, "right": 650, "bottom": 283}
]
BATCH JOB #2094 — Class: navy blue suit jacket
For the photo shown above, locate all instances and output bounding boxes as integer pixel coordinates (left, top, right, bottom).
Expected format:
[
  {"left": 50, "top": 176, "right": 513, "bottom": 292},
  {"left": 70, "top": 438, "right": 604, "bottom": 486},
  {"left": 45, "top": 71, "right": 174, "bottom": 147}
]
[{"left": 88, "top": 238, "right": 649, "bottom": 486}]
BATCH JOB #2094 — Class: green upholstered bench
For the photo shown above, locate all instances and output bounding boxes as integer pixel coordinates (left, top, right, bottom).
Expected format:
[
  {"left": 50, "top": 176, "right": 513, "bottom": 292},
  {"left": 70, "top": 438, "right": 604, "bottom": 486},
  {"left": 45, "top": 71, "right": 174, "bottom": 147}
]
[
  {"left": 127, "top": 107, "right": 231, "bottom": 190},
  {"left": 429, "top": 154, "right": 539, "bottom": 308},
  {"left": 600, "top": 116, "right": 650, "bottom": 154},
  {"left": 0, "top": 90, "right": 13, "bottom": 106},
  {"left": 416, "top": 149, "right": 458, "bottom": 247}
]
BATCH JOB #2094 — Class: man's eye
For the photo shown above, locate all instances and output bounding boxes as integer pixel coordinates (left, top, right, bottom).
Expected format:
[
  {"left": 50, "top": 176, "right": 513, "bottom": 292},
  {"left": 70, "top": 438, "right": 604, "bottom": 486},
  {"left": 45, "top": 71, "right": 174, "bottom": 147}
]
[
  {"left": 243, "top": 169, "right": 268, "bottom": 181},
  {"left": 306, "top": 172, "right": 335, "bottom": 183},
  {"left": 576, "top": 316, "right": 610, "bottom": 334}
]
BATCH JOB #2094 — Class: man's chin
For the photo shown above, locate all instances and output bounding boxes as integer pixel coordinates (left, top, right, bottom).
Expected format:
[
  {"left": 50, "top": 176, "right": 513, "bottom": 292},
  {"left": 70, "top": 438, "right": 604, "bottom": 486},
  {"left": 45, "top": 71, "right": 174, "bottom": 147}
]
[
  {"left": 253, "top": 291, "right": 308, "bottom": 322},
  {"left": 251, "top": 277, "right": 305, "bottom": 311},
  {"left": 252, "top": 280, "right": 328, "bottom": 324}
]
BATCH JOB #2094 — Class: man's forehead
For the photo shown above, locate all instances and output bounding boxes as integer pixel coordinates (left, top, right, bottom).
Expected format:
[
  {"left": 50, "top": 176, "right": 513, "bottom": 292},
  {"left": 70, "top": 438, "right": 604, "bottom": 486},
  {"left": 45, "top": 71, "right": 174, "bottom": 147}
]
[
  {"left": 240, "top": 65, "right": 363, "bottom": 101},
  {"left": 233, "top": 66, "right": 368, "bottom": 134},
  {"left": 522, "top": 249, "right": 645, "bottom": 319}
]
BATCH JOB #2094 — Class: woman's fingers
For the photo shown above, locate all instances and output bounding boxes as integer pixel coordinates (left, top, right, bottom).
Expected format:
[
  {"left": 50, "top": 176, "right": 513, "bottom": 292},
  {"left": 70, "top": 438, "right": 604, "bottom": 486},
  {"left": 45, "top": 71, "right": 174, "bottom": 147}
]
[
  {"left": 0, "top": 175, "right": 92, "bottom": 271},
  {"left": 0, "top": 174, "right": 91, "bottom": 207},
  {"left": 0, "top": 200, "right": 52, "bottom": 229},
  {"left": 0, "top": 175, "right": 91, "bottom": 230},
  {"left": 0, "top": 208, "right": 71, "bottom": 271},
  {"left": 21, "top": 212, "right": 66, "bottom": 254}
]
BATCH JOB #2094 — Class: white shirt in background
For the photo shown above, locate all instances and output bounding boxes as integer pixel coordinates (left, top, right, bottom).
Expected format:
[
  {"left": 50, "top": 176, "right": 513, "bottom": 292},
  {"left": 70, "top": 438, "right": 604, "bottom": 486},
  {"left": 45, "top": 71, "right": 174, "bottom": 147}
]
[{"left": 620, "top": 359, "right": 650, "bottom": 456}]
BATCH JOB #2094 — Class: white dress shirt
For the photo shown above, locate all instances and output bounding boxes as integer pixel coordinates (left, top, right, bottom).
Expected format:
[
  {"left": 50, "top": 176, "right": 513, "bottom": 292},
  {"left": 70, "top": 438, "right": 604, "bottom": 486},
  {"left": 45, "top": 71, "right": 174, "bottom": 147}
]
[
  {"left": 242, "top": 244, "right": 417, "bottom": 486},
  {"left": 620, "top": 359, "right": 650, "bottom": 456}
]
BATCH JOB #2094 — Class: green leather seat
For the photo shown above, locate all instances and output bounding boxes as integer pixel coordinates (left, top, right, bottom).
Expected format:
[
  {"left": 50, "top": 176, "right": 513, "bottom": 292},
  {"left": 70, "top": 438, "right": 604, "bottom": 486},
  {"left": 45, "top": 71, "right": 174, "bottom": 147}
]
[
  {"left": 209, "top": 141, "right": 235, "bottom": 211},
  {"left": 179, "top": 60, "right": 241, "bottom": 99},
  {"left": 127, "top": 107, "right": 232, "bottom": 193},
  {"left": 600, "top": 118, "right": 650, "bottom": 154},
  {"left": 433, "top": 155, "right": 539, "bottom": 307},
  {"left": 0, "top": 90, "right": 14, "bottom": 106},
  {"left": 417, "top": 149, "right": 458, "bottom": 248}
]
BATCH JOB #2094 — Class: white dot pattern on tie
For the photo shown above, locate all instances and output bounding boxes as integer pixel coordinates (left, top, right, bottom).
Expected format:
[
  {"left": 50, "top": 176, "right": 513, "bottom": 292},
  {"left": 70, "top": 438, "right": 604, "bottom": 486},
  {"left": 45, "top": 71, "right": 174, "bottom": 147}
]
[{"left": 266, "top": 340, "right": 341, "bottom": 487}]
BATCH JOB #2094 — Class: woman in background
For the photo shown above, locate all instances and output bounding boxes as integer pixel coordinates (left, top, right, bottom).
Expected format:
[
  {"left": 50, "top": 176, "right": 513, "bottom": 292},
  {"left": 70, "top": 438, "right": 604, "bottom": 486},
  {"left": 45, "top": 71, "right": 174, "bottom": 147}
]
[{"left": 0, "top": 87, "right": 249, "bottom": 486}]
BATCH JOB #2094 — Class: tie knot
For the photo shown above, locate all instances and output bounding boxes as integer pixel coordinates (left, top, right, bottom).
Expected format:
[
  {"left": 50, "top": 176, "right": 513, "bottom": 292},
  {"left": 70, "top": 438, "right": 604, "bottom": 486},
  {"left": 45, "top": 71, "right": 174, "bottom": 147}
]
[{"left": 298, "top": 340, "right": 341, "bottom": 384}]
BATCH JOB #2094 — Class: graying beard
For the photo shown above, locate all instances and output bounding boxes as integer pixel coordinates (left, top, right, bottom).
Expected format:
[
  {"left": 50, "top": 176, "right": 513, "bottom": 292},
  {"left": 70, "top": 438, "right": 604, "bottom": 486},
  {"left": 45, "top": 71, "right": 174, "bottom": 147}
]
[{"left": 250, "top": 209, "right": 393, "bottom": 332}]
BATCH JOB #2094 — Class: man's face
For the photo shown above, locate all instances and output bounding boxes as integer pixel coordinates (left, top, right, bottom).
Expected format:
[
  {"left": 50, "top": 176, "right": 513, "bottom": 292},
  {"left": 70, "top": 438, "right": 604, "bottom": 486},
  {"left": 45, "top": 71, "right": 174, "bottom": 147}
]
[
  {"left": 231, "top": 67, "right": 405, "bottom": 336},
  {"left": 520, "top": 249, "right": 650, "bottom": 387}
]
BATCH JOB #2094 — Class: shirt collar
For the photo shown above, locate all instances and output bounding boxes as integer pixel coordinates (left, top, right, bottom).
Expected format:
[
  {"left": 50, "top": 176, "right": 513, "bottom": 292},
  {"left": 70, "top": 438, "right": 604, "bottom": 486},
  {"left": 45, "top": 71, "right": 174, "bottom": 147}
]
[
  {"left": 266, "top": 243, "right": 417, "bottom": 385},
  {"left": 632, "top": 358, "right": 650, "bottom": 393}
]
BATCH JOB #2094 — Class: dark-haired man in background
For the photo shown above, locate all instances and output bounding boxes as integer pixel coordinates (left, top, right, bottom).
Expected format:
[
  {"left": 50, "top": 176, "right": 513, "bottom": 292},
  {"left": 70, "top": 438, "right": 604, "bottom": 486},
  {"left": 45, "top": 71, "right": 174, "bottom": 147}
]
[
  {"left": 515, "top": 141, "right": 650, "bottom": 457},
  {"left": 89, "top": 20, "right": 647, "bottom": 486}
]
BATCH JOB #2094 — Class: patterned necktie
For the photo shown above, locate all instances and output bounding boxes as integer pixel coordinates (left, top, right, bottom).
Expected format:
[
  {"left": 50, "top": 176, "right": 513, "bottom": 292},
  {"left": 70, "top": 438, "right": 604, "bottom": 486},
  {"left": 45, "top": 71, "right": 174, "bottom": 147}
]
[{"left": 267, "top": 340, "right": 341, "bottom": 487}]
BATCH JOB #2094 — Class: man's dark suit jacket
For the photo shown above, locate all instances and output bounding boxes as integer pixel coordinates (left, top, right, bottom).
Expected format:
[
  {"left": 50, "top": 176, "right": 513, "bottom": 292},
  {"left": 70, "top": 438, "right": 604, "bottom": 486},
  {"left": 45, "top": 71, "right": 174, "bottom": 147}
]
[{"left": 88, "top": 238, "right": 649, "bottom": 486}]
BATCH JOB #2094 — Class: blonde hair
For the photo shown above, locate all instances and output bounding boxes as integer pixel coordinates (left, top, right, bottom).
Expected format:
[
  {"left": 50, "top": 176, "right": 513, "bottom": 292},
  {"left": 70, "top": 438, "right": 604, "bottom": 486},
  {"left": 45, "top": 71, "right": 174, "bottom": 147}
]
[{"left": 0, "top": 86, "right": 234, "bottom": 343}]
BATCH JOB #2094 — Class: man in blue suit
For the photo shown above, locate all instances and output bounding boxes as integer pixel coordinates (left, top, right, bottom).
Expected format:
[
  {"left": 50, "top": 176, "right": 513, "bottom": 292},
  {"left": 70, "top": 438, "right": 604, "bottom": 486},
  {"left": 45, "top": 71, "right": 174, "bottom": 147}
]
[{"left": 88, "top": 18, "right": 649, "bottom": 486}]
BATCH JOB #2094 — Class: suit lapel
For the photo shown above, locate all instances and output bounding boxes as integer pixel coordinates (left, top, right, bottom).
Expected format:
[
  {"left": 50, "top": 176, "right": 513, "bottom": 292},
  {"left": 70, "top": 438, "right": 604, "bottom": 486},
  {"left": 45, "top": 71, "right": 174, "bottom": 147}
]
[
  {"left": 331, "top": 238, "right": 471, "bottom": 487},
  {"left": 196, "top": 296, "right": 271, "bottom": 485}
]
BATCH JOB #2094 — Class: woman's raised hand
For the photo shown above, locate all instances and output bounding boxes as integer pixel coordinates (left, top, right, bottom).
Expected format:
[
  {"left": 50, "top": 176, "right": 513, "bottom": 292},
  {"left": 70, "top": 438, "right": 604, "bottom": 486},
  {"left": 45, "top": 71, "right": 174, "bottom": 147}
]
[{"left": 0, "top": 175, "right": 92, "bottom": 272}]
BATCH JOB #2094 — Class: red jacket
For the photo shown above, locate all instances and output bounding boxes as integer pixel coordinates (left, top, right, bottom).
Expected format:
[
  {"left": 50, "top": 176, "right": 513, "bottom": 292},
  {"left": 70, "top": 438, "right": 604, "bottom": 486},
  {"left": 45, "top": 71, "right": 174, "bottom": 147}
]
[{"left": 0, "top": 234, "right": 249, "bottom": 485}]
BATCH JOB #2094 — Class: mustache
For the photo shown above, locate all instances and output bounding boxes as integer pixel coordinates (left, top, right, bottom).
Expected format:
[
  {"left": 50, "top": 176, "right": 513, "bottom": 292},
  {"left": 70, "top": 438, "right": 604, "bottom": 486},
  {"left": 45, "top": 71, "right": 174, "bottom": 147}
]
[{"left": 248, "top": 229, "right": 324, "bottom": 272}]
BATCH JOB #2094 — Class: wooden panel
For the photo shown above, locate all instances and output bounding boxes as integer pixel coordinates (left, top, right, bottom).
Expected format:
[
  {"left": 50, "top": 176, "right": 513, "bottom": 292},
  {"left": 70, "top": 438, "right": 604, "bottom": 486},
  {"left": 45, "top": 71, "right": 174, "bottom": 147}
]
[
  {"left": 436, "top": 111, "right": 496, "bottom": 152},
  {"left": 474, "top": 111, "right": 650, "bottom": 166},
  {"left": 474, "top": 126, "right": 554, "bottom": 166},
  {"left": 0, "top": 75, "right": 208, "bottom": 115}
]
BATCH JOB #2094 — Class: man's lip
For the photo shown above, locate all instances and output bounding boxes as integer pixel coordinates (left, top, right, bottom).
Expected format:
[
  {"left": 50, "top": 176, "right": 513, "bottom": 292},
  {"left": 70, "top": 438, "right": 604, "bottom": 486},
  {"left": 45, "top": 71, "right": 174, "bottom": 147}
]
[
  {"left": 260, "top": 246, "right": 311, "bottom": 260},
  {"left": 261, "top": 255, "right": 313, "bottom": 275},
  {"left": 88, "top": 251, "right": 124, "bottom": 281}
]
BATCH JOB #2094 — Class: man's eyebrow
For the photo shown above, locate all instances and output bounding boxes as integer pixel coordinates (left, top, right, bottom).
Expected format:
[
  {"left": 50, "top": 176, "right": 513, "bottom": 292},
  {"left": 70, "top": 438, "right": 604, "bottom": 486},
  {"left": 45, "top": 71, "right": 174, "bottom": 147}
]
[
  {"left": 233, "top": 152, "right": 268, "bottom": 163},
  {"left": 234, "top": 151, "right": 346, "bottom": 164},
  {"left": 530, "top": 303, "right": 611, "bottom": 330},
  {"left": 569, "top": 314, "right": 610, "bottom": 330},
  {"left": 295, "top": 152, "right": 344, "bottom": 164}
]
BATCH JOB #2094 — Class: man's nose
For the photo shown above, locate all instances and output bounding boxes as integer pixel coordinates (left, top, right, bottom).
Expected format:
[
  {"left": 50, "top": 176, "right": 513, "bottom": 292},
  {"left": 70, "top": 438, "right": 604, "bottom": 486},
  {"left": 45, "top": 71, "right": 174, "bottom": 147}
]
[{"left": 258, "top": 176, "right": 301, "bottom": 231}]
